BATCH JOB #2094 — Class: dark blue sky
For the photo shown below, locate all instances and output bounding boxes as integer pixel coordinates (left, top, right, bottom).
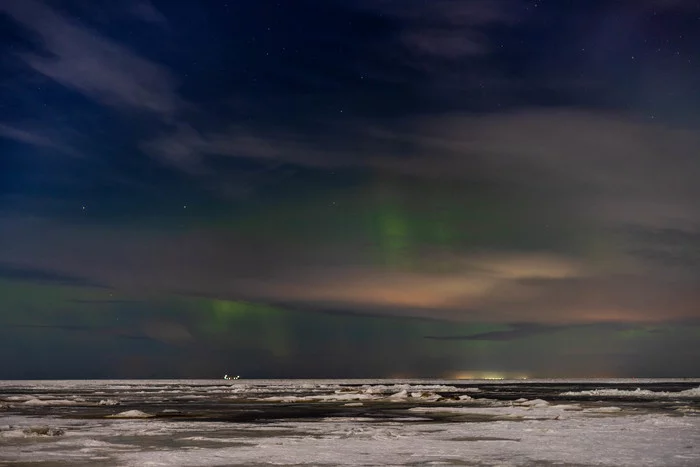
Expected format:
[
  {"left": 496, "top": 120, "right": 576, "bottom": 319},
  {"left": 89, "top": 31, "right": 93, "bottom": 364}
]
[{"left": 1, "top": 0, "right": 699, "bottom": 378}]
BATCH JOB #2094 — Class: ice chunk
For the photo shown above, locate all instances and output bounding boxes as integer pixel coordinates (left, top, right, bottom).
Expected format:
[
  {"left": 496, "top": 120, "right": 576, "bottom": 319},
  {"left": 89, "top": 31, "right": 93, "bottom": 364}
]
[
  {"left": 585, "top": 406, "right": 622, "bottom": 413},
  {"left": 22, "top": 426, "right": 65, "bottom": 436},
  {"left": 4, "top": 395, "right": 35, "bottom": 402},
  {"left": 388, "top": 390, "right": 408, "bottom": 400},
  {"left": 410, "top": 392, "right": 442, "bottom": 401},
  {"left": 520, "top": 399, "right": 549, "bottom": 407},
  {"left": 98, "top": 399, "right": 120, "bottom": 406},
  {"left": 107, "top": 410, "right": 154, "bottom": 418},
  {"left": 1, "top": 426, "right": 65, "bottom": 438},
  {"left": 678, "top": 386, "right": 700, "bottom": 397},
  {"left": 550, "top": 404, "right": 581, "bottom": 411},
  {"left": 23, "top": 398, "right": 77, "bottom": 406}
]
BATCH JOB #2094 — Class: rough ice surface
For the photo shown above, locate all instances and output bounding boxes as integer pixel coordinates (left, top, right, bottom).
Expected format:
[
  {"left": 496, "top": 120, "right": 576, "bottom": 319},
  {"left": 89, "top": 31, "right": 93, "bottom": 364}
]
[
  {"left": 1, "top": 379, "right": 699, "bottom": 466},
  {"left": 561, "top": 386, "right": 700, "bottom": 398}
]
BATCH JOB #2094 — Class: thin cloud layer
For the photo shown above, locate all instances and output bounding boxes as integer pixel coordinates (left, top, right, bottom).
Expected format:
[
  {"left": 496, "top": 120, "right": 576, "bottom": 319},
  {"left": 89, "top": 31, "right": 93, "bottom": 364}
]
[
  {"left": 0, "top": 123, "right": 82, "bottom": 157},
  {"left": 622, "top": 0, "right": 700, "bottom": 9},
  {"left": 130, "top": 0, "right": 168, "bottom": 24},
  {"left": 0, "top": 216, "right": 697, "bottom": 325},
  {"left": 367, "top": 0, "right": 516, "bottom": 59},
  {"left": 371, "top": 110, "right": 700, "bottom": 228},
  {"left": 1, "top": 0, "right": 181, "bottom": 117}
]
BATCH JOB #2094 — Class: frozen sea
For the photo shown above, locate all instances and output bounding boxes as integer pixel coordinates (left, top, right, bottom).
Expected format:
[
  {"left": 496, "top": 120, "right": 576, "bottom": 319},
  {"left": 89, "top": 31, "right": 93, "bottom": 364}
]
[{"left": 1, "top": 379, "right": 699, "bottom": 466}]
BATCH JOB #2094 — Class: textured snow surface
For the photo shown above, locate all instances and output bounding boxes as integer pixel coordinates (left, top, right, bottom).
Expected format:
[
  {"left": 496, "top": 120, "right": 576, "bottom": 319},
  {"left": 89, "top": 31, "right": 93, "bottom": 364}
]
[
  {"left": 561, "top": 385, "right": 700, "bottom": 398},
  {"left": 1, "top": 409, "right": 698, "bottom": 466},
  {"left": 1, "top": 379, "right": 699, "bottom": 466}
]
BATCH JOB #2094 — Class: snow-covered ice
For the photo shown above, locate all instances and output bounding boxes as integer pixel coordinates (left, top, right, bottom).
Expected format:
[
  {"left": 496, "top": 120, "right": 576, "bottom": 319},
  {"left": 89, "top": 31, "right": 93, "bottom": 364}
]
[
  {"left": 106, "top": 409, "right": 155, "bottom": 418},
  {"left": 561, "top": 386, "right": 700, "bottom": 398},
  {"left": 0, "top": 379, "right": 698, "bottom": 466}
]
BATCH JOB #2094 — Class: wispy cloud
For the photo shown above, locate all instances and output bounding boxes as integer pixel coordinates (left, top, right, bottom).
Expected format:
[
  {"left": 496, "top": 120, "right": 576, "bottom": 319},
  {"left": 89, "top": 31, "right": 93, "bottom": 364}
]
[
  {"left": 2, "top": 323, "right": 151, "bottom": 341},
  {"left": 367, "top": 0, "right": 516, "bottom": 61},
  {"left": 142, "top": 123, "right": 367, "bottom": 172},
  {"left": 2, "top": 321, "right": 193, "bottom": 345},
  {"left": 130, "top": 0, "right": 167, "bottom": 24},
  {"left": 425, "top": 324, "right": 556, "bottom": 341},
  {"left": 368, "top": 109, "right": 700, "bottom": 229},
  {"left": 1, "top": 0, "right": 181, "bottom": 118},
  {"left": 0, "top": 262, "right": 105, "bottom": 288},
  {"left": 624, "top": 226, "right": 700, "bottom": 275},
  {"left": 0, "top": 123, "right": 82, "bottom": 157},
  {"left": 423, "top": 322, "right": 663, "bottom": 341},
  {"left": 620, "top": 0, "right": 700, "bottom": 10}
]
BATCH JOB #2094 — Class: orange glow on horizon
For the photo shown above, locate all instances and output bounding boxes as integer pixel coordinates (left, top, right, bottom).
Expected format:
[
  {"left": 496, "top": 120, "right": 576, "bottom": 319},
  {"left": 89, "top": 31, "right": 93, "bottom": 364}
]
[{"left": 448, "top": 371, "right": 529, "bottom": 380}]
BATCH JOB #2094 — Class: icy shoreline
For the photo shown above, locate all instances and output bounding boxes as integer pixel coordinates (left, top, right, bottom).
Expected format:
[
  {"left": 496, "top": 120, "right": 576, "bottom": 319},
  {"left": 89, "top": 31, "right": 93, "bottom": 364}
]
[{"left": 1, "top": 379, "right": 699, "bottom": 466}]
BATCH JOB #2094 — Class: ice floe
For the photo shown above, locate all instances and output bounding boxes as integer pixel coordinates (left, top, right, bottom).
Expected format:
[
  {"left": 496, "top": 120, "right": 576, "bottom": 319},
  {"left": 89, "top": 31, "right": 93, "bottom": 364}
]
[
  {"left": 584, "top": 406, "right": 623, "bottom": 413},
  {"left": 0, "top": 425, "right": 65, "bottom": 438},
  {"left": 22, "top": 398, "right": 79, "bottom": 406},
  {"left": 561, "top": 385, "right": 700, "bottom": 398},
  {"left": 98, "top": 399, "right": 120, "bottom": 406},
  {"left": 106, "top": 410, "right": 154, "bottom": 419}
]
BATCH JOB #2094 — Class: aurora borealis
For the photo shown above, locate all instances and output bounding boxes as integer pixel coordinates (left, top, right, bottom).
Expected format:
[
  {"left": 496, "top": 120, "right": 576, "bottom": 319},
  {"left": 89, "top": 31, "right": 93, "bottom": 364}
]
[{"left": 1, "top": 0, "right": 699, "bottom": 378}]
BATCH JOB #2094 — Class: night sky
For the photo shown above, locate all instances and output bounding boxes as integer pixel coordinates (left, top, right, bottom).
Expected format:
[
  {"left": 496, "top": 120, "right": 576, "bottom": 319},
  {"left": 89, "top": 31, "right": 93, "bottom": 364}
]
[{"left": 1, "top": 0, "right": 699, "bottom": 379}]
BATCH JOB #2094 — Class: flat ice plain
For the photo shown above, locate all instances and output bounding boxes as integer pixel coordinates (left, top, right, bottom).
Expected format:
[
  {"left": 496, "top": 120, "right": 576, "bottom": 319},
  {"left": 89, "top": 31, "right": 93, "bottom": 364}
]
[{"left": 1, "top": 379, "right": 698, "bottom": 466}]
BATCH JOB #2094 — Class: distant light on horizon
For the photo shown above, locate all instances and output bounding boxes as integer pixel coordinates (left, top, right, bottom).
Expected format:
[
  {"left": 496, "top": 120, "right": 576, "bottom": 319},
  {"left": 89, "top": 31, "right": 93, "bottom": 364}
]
[{"left": 449, "top": 371, "right": 530, "bottom": 380}]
